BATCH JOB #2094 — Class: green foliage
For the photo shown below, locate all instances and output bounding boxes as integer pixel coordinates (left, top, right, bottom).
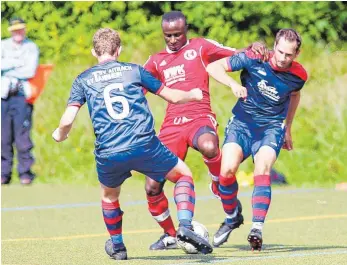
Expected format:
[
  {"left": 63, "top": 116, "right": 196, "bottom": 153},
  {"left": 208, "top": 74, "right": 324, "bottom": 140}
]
[
  {"left": 1, "top": 1, "right": 347, "bottom": 62},
  {"left": 1, "top": 2, "right": 346, "bottom": 186}
]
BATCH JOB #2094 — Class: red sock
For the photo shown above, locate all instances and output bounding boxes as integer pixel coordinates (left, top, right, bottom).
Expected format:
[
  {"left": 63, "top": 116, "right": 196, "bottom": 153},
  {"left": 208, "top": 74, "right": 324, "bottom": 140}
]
[
  {"left": 204, "top": 149, "right": 221, "bottom": 187},
  {"left": 147, "top": 192, "right": 176, "bottom": 237}
]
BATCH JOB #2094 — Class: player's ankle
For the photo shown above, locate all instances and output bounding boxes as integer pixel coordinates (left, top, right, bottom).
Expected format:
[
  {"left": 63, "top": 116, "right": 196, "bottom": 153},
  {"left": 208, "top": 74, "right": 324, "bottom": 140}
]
[
  {"left": 252, "top": 222, "right": 264, "bottom": 231},
  {"left": 225, "top": 208, "right": 239, "bottom": 222},
  {"left": 167, "top": 228, "right": 177, "bottom": 237},
  {"left": 179, "top": 219, "right": 193, "bottom": 230}
]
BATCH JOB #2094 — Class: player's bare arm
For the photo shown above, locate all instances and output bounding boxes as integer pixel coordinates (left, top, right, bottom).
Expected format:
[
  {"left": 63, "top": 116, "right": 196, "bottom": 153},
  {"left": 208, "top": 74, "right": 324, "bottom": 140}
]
[
  {"left": 235, "top": 42, "right": 269, "bottom": 61},
  {"left": 52, "top": 106, "right": 80, "bottom": 142},
  {"left": 158, "top": 86, "right": 203, "bottom": 104},
  {"left": 206, "top": 58, "right": 247, "bottom": 99},
  {"left": 283, "top": 90, "right": 301, "bottom": 150}
]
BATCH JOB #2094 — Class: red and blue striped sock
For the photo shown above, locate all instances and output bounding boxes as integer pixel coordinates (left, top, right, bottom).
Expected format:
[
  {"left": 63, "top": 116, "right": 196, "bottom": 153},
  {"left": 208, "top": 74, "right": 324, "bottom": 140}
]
[
  {"left": 252, "top": 175, "right": 271, "bottom": 223},
  {"left": 147, "top": 192, "right": 176, "bottom": 237},
  {"left": 219, "top": 175, "right": 239, "bottom": 222},
  {"left": 102, "top": 200, "right": 125, "bottom": 250},
  {"left": 174, "top": 176, "right": 195, "bottom": 228}
]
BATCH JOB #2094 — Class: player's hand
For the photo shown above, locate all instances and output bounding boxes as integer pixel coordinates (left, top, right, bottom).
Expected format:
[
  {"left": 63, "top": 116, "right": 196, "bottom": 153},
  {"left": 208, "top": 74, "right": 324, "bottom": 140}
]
[
  {"left": 231, "top": 83, "right": 247, "bottom": 99},
  {"left": 190, "top": 88, "right": 203, "bottom": 101},
  {"left": 251, "top": 42, "right": 269, "bottom": 61},
  {"left": 52, "top": 128, "right": 68, "bottom": 142},
  {"left": 282, "top": 127, "right": 293, "bottom": 151}
]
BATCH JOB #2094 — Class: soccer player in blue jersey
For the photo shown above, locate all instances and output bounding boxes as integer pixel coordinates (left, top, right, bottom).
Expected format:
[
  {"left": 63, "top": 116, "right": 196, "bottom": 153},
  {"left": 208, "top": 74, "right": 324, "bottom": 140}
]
[
  {"left": 52, "top": 28, "right": 213, "bottom": 260},
  {"left": 206, "top": 29, "right": 308, "bottom": 250}
]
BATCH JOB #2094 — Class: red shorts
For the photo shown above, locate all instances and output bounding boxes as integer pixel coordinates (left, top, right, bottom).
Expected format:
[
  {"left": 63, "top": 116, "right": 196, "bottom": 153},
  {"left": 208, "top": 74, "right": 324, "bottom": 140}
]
[{"left": 158, "top": 114, "right": 218, "bottom": 160}]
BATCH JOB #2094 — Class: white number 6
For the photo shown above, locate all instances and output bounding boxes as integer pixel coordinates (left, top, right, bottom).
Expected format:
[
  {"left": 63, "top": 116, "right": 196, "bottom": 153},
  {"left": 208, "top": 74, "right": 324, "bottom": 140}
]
[{"left": 104, "top": 83, "right": 130, "bottom": 120}]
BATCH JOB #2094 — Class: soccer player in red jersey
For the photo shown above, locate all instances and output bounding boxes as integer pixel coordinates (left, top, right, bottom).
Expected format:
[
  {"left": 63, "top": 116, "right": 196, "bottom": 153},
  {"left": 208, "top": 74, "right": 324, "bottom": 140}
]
[{"left": 143, "top": 11, "right": 269, "bottom": 250}]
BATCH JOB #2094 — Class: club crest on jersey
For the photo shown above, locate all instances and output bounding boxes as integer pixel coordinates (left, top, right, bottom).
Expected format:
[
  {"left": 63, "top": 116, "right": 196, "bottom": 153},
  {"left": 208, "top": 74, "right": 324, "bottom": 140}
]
[
  {"left": 257, "top": 80, "right": 280, "bottom": 101},
  {"left": 184, "top": 49, "right": 197, "bottom": 60}
]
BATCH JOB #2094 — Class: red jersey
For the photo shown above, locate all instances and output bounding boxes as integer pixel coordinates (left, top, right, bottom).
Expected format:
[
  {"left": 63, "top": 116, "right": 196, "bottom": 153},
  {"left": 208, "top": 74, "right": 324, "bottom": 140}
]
[{"left": 144, "top": 38, "right": 236, "bottom": 123}]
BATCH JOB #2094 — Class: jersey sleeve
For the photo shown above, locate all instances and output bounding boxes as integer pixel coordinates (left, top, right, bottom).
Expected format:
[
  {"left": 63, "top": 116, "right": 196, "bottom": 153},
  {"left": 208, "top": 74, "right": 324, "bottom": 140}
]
[
  {"left": 67, "top": 77, "right": 86, "bottom": 107},
  {"left": 201, "top": 38, "right": 236, "bottom": 63},
  {"left": 143, "top": 56, "right": 160, "bottom": 94},
  {"left": 226, "top": 52, "right": 253, "bottom": 72},
  {"left": 289, "top": 62, "right": 308, "bottom": 91},
  {"left": 139, "top": 66, "right": 164, "bottom": 95},
  {"left": 143, "top": 56, "right": 160, "bottom": 79}
]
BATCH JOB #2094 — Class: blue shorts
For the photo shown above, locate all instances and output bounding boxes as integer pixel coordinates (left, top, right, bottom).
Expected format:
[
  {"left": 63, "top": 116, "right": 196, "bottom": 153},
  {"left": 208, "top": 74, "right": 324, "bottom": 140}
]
[
  {"left": 96, "top": 137, "right": 179, "bottom": 188},
  {"left": 223, "top": 117, "right": 285, "bottom": 160}
]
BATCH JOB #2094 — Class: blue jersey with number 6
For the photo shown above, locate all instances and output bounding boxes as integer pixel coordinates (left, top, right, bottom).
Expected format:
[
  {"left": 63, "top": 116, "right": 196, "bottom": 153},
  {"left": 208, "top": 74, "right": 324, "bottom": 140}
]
[{"left": 67, "top": 60, "right": 164, "bottom": 158}]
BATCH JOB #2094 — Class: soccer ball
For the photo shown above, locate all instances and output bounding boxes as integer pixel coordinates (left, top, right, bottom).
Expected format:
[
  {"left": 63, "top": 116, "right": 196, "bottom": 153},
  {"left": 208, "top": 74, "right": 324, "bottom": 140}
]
[{"left": 177, "top": 221, "right": 209, "bottom": 254}]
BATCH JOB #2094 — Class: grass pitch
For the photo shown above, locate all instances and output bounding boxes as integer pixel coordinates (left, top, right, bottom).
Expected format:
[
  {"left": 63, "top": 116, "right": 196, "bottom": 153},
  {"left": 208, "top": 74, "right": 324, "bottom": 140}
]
[{"left": 2, "top": 180, "right": 347, "bottom": 265}]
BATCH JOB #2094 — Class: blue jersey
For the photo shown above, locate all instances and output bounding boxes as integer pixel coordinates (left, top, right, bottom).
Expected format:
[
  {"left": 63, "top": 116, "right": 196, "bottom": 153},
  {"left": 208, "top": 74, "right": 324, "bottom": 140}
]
[
  {"left": 226, "top": 51, "right": 307, "bottom": 127},
  {"left": 67, "top": 60, "right": 164, "bottom": 157}
]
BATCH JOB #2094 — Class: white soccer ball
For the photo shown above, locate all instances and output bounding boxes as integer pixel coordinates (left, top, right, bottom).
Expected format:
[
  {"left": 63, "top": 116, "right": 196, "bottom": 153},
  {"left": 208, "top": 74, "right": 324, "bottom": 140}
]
[{"left": 177, "top": 221, "right": 209, "bottom": 254}]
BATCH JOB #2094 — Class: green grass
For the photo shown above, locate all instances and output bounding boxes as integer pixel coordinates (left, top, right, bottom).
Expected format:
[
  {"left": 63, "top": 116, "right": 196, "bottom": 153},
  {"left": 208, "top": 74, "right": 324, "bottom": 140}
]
[
  {"left": 19, "top": 45, "right": 346, "bottom": 186},
  {"left": 2, "top": 182, "right": 347, "bottom": 265}
]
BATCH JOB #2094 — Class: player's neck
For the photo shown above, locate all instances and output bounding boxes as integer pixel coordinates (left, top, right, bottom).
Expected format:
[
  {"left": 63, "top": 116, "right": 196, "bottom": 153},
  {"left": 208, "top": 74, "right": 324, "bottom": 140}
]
[
  {"left": 97, "top": 54, "right": 117, "bottom": 64},
  {"left": 166, "top": 40, "right": 189, "bottom": 53},
  {"left": 270, "top": 57, "right": 292, "bottom": 72}
]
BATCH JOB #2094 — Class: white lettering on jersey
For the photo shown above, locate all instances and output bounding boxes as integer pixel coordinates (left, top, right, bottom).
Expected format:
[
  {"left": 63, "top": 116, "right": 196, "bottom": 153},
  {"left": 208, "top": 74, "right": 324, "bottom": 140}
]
[
  {"left": 173, "top": 116, "right": 193, "bottom": 125},
  {"left": 257, "top": 80, "right": 280, "bottom": 101},
  {"left": 257, "top": 70, "right": 267, "bottom": 76},
  {"left": 184, "top": 49, "right": 197, "bottom": 60},
  {"left": 87, "top": 66, "right": 132, "bottom": 85},
  {"left": 163, "top": 64, "right": 186, "bottom": 86}
]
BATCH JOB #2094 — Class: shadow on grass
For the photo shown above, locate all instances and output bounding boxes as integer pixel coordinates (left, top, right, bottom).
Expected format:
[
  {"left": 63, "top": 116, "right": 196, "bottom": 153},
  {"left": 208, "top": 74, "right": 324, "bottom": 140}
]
[
  {"left": 127, "top": 253, "right": 228, "bottom": 262},
  {"left": 126, "top": 244, "right": 347, "bottom": 262},
  {"left": 221, "top": 244, "right": 347, "bottom": 253}
]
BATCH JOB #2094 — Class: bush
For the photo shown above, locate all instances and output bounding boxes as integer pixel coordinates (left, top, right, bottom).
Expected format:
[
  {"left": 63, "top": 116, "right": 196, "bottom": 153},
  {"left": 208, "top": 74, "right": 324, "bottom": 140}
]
[
  {"left": 2, "top": 1, "right": 346, "bottom": 62},
  {"left": 1, "top": 2, "right": 346, "bottom": 185}
]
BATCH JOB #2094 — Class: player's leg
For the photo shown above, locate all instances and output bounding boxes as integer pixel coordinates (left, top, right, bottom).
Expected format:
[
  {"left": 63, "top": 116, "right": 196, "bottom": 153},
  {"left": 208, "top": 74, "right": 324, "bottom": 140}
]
[
  {"left": 213, "top": 117, "right": 251, "bottom": 247},
  {"left": 144, "top": 127, "right": 188, "bottom": 250},
  {"left": 137, "top": 137, "right": 212, "bottom": 254},
  {"left": 97, "top": 154, "right": 132, "bottom": 260},
  {"left": 145, "top": 177, "right": 177, "bottom": 250},
  {"left": 248, "top": 124, "right": 285, "bottom": 251},
  {"left": 102, "top": 185, "right": 127, "bottom": 260},
  {"left": 189, "top": 115, "right": 221, "bottom": 198},
  {"left": 165, "top": 159, "right": 213, "bottom": 254}
]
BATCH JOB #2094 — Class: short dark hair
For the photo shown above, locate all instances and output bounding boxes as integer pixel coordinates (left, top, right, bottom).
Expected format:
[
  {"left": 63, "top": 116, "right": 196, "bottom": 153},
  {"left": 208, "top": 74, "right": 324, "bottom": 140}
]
[
  {"left": 275, "top": 28, "right": 302, "bottom": 52},
  {"left": 162, "top": 11, "right": 187, "bottom": 25}
]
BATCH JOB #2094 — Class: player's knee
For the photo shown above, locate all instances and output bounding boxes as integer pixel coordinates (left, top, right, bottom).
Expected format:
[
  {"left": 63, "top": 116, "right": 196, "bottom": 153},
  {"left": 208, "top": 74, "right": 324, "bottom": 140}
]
[
  {"left": 221, "top": 164, "right": 238, "bottom": 178},
  {"left": 102, "top": 187, "right": 120, "bottom": 202},
  {"left": 254, "top": 163, "right": 272, "bottom": 175},
  {"left": 145, "top": 181, "right": 163, "bottom": 196},
  {"left": 199, "top": 141, "right": 219, "bottom": 159}
]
